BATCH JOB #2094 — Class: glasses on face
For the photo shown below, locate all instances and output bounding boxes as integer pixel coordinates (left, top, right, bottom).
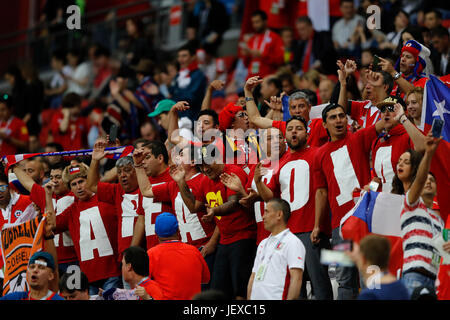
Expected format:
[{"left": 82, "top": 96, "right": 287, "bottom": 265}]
[
  {"left": 0, "top": 185, "right": 8, "bottom": 192},
  {"left": 380, "top": 105, "right": 395, "bottom": 113}
]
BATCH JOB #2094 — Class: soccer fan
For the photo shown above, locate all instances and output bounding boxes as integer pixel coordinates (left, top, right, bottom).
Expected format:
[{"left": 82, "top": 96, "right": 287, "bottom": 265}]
[
  {"left": 370, "top": 97, "right": 426, "bottom": 192},
  {"left": 0, "top": 93, "right": 29, "bottom": 157},
  {"left": 337, "top": 59, "right": 393, "bottom": 129},
  {"left": 430, "top": 26, "right": 450, "bottom": 76},
  {"left": 50, "top": 92, "right": 88, "bottom": 151},
  {"left": 0, "top": 172, "right": 37, "bottom": 229},
  {"left": 253, "top": 117, "right": 333, "bottom": 300},
  {"left": 379, "top": 40, "right": 429, "bottom": 98},
  {"left": 44, "top": 142, "right": 65, "bottom": 166},
  {"left": 121, "top": 246, "right": 164, "bottom": 300},
  {"left": 48, "top": 163, "right": 122, "bottom": 295},
  {"left": 347, "top": 235, "right": 410, "bottom": 300},
  {"left": 311, "top": 103, "right": 387, "bottom": 300},
  {"left": 13, "top": 162, "right": 78, "bottom": 273},
  {"left": 390, "top": 133, "right": 444, "bottom": 297},
  {"left": 244, "top": 76, "right": 329, "bottom": 147},
  {"left": 247, "top": 198, "right": 305, "bottom": 300},
  {"left": 59, "top": 271, "right": 91, "bottom": 300},
  {"left": 170, "top": 144, "right": 256, "bottom": 300},
  {"left": 132, "top": 141, "right": 174, "bottom": 250},
  {"left": 133, "top": 144, "right": 217, "bottom": 282},
  {"left": 23, "top": 158, "right": 46, "bottom": 186},
  {"left": 0, "top": 252, "right": 64, "bottom": 300},
  {"left": 242, "top": 10, "right": 284, "bottom": 79},
  {"left": 147, "top": 212, "right": 210, "bottom": 300},
  {"left": 405, "top": 87, "right": 424, "bottom": 127}
]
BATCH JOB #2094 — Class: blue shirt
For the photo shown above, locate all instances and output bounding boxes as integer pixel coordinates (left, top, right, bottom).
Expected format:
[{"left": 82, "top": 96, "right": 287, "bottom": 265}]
[
  {"left": 358, "top": 280, "right": 410, "bottom": 300},
  {"left": 0, "top": 291, "right": 64, "bottom": 300}
]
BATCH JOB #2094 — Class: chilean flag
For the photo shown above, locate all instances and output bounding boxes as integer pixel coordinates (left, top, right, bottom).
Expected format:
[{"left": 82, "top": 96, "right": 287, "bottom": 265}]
[
  {"left": 340, "top": 191, "right": 405, "bottom": 277},
  {"left": 420, "top": 75, "right": 450, "bottom": 222}
]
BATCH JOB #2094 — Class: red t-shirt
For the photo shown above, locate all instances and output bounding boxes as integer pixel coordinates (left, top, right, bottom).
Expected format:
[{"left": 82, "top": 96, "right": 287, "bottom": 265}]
[
  {"left": 246, "top": 160, "right": 282, "bottom": 245},
  {"left": 30, "top": 184, "right": 77, "bottom": 264},
  {"left": 391, "top": 76, "right": 427, "bottom": 98},
  {"left": 314, "top": 126, "right": 378, "bottom": 229},
  {"left": 244, "top": 30, "right": 284, "bottom": 79},
  {"left": 274, "top": 147, "right": 318, "bottom": 234},
  {"left": 0, "top": 117, "right": 29, "bottom": 157},
  {"left": 0, "top": 193, "right": 35, "bottom": 229},
  {"left": 55, "top": 194, "right": 120, "bottom": 283},
  {"left": 349, "top": 100, "right": 381, "bottom": 129},
  {"left": 260, "top": 0, "right": 290, "bottom": 29},
  {"left": 371, "top": 125, "right": 414, "bottom": 192},
  {"left": 272, "top": 118, "right": 329, "bottom": 148},
  {"left": 196, "top": 165, "right": 256, "bottom": 245},
  {"left": 50, "top": 111, "right": 88, "bottom": 151},
  {"left": 147, "top": 240, "right": 210, "bottom": 300},
  {"left": 152, "top": 172, "right": 215, "bottom": 249},
  {"left": 138, "top": 168, "right": 174, "bottom": 250},
  {"left": 97, "top": 182, "right": 141, "bottom": 261}
]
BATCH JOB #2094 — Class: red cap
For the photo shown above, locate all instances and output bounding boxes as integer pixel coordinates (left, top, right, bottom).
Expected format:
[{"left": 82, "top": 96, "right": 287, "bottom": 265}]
[{"left": 218, "top": 102, "right": 243, "bottom": 132}]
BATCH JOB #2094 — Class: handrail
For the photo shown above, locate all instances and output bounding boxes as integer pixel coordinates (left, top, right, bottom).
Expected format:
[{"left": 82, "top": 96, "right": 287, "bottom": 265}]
[{"left": 0, "top": 0, "right": 151, "bottom": 41}]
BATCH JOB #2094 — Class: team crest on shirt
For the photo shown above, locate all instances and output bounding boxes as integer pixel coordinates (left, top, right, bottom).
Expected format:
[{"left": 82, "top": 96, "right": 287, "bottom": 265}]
[{"left": 14, "top": 210, "right": 23, "bottom": 218}]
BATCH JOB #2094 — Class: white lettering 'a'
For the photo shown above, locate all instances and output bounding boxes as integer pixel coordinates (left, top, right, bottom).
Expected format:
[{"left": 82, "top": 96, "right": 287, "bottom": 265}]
[
  {"left": 121, "top": 193, "right": 139, "bottom": 238},
  {"left": 174, "top": 192, "right": 206, "bottom": 242},
  {"left": 330, "top": 145, "right": 360, "bottom": 206},
  {"left": 279, "top": 160, "right": 309, "bottom": 212},
  {"left": 374, "top": 146, "right": 394, "bottom": 192},
  {"left": 54, "top": 196, "right": 75, "bottom": 247},
  {"left": 79, "top": 206, "right": 113, "bottom": 261},
  {"left": 252, "top": 169, "right": 274, "bottom": 222},
  {"left": 143, "top": 194, "right": 162, "bottom": 236}
]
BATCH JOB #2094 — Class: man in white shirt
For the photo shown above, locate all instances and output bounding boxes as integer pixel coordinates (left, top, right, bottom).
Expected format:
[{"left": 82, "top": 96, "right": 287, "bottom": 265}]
[
  {"left": 248, "top": 198, "right": 305, "bottom": 300},
  {"left": 331, "top": 0, "right": 364, "bottom": 56}
]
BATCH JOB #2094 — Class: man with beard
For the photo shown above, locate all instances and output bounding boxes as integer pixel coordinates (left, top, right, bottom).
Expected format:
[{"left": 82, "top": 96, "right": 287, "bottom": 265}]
[
  {"left": 242, "top": 10, "right": 284, "bottom": 79},
  {"left": 311, "top": 103, "right": 387, "bottom": 300},
  {"left": 252, "top": 116, "right": 333, "bottom": 300}
]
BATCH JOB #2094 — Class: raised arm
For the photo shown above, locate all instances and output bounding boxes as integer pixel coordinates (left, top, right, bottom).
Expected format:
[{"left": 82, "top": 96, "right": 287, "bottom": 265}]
[
  {"left": 407, "top": 132, "right": 441, "bottom": 205},
  {"left": 201, "top": 80, "right": 225, "bottom": 111},
  {"left": 379, "top": 56, "right": 415, "bottom": 95},
  {"left": 170, "top": 164, "right": 204, "bottom": 213},
  {"left": 253, "top": 162, "right": 274, "bottom": 202},
  {"left": 337, "top": 59, "right": 357, "bottom": 113},
  {"left": 393, "top": 103, "right": 426, "bottom": 152},
  {"left": 12, "top": 163, "right": 36, "bottom": 192},
  {"left": 86, "top": 137, "right": 109, "bottom": 193},
  {"left": 244, "top": 76, "right": 274, "bottom": 129},
  {"left": 133, "top": 148, "right": 153, "bottom": 198},
  {"left": 168, "top": 101, "right": 190, "bottom": 146}
]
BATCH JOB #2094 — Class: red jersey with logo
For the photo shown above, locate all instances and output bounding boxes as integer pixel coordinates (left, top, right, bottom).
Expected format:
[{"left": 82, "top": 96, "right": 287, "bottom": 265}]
[
  {"left": 0, "top": 117, "right": 29, "bottom": 157},
  {"left": 371, "top": 125, "right": 413, "bottom": 192},
  {"left": 152, "top": 172, "right": 215, "bottom": 249},
  {"left": 244, "top": 30, "right": 284, "bottom": 79},
  {"left": 30, "top": 184, "right": 77, "bottom": 264},
  {"left": 147, "top": 240, "right": 210, "bottom": 300},
  {"left": 391, "top": 76, "right": 427, "bottom": 99},
  {"left": 138, "top": 168, "right": 174, "bottom": 250},
  {"left": 272, "top": 118, "right": 329, "bottom": 147},
  {"left": 50, "top": 110, "right": 88, "bottom": 151},
  {"left": 349, "top": 100, "right": 381, "bottom": 129},
  {"left": 246, "top": 160, "right": 282, "bottom": 244},
  {"left": 196, "top": 165, "right": 256, "bottom": 245},
  {"left": 55, "top": 194, "right": 120, "bottom": 282},
  {"left": 0, "top": 193, "right": 36, "bottom": 229},
  {"left": 274, "top": 147, "right": 318, "bottom": 234},
  {"left": 314, "top": 125, "right": 378, "bottom": 229},
  {"left": 97, "top": 182, "right": 141, "bottom": 261}
]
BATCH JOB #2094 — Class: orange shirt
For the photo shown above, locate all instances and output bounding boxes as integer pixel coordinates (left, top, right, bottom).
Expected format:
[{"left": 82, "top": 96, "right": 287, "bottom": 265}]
[{"left": 147, "top": 240, "right": 210, "bottom": 300}]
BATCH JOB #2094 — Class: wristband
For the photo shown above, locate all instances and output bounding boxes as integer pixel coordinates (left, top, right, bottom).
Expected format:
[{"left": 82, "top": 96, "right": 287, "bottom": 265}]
[
  {"left": 399, "top": 114, "right": 408, "bottom": 124},
  {"left": 44, "top": 232, "right": 55, "bottom": 240},
  {"left": 393, "top": 72, "right": 402, "bottom": 80},
  {"left": 245, "top": 97, "right": 254, "bottom": 102}
]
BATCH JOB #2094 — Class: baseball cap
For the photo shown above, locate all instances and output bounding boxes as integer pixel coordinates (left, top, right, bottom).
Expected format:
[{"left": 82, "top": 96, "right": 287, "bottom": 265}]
[
  {"left": 376, "top": 95, "right": 407, "bottom": 110},
  {"left": 155, "top": 212, "right": 178, "bottom": 237},
  {"left": 148, "top": 99, "right": 176, "bottom": 117},
  {"left": 28, "top": 251, "right": 55, "bottom": 271}
]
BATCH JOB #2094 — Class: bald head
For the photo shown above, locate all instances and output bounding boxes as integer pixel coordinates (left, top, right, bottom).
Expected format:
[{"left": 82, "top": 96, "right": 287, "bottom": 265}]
[{"left": 25, "top": 159, "right": 45, "bottom": 185}]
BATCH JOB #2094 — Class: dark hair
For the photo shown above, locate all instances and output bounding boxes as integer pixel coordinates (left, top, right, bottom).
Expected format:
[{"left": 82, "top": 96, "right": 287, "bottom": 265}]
[
  {"left": 266, "top": 76, "right": 282, "bottom": 93},
  {"left": 391, "top": 149, "right": 423, "bottom": 195},
  {"left": 133, "top": 137, "right": 151, "bottom": 148},
  {"left": 0, "top": 172, "right": 8, "bottom": 184},
  {"left": 46, "top": 142, "right": 64, "bottom": 152},
  {"left": 340, "top": 0, "right": 354, "bottom": 5},
  {"left": 322, "top": 103, "right": 345, "bottom": 122},
  {"left": 59, "top": 271, "right": 89, "bottom": 293},
  {"left": 251, "top": 9, "right": 268, "bottom": 21},
  {"left": 197, "top": 109, "right": 219, "bottom": 127},
  {"left": 142, "top": 140, "right": 169, "bottom": 164},
  {"left": 62, "top": 92, "right": 82, "bottom": 109},
  {"left": 297, "top": 16, "right": 313, "bottom": 26},
  {"left": 4, "top": 65, "right": 25, "bottom": 88},
  {"left": 286, "top": 115, "right": 308, "bottom": 131},
  {"left": 177, "top": 43, "right": 196, "bottom": 56},
  {"left": 94, "top": 45, "right": 111, "bottom": 58},
  {"left": 50, "top": 161, "right": 67, "bottom": 172},
  {"left": 425, "top": 9, "right": 443, "bottom": 20},
  {"left": 51, "top": 50, "right": 66, "bottom": 64},
  {"left": 359, "top": 235, "right": 391, "bottom": 270},
  {"left": 123, "top": 246, "right": 149, "bottom": 277},
  {"left": 299, "top": 89, "right": 318, "bottom": 106},
  {"left": 430, "top": 26, "right": 449, "bottom": 39},
  {"left": 395, "top": 9, "right": 410, "bottom": 21},
  {"left": 268, "top": 198, "right": 291, "bottom": 223},
  {"left": 380, "top": 71, "right": 394, "bottom": 94}
]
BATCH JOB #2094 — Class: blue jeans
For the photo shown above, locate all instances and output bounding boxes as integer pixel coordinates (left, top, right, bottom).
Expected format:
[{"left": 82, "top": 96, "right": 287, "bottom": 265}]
[
  {"left": 331, "top": 227, "right": 360, "bottom": 300},
  {"left": 401, "top": 272, "right": 436, "bottom": 298},
  {"left": 89, "top": 276, "right": 123, "bottom": 296}
]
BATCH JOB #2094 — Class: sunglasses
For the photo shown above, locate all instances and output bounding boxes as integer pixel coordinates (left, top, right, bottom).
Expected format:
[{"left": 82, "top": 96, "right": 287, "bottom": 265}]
[
  {"left": 380, "top": 105, "right": 395, "bottom": 113},
  {"left": 0, "top": 184, "right": 9, "bottom": 192}
]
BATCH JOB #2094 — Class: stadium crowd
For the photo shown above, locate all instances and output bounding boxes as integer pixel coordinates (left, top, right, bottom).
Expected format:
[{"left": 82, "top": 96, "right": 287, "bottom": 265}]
[{"left": 0, "top": 0, "right": 449, "bottom": 301}]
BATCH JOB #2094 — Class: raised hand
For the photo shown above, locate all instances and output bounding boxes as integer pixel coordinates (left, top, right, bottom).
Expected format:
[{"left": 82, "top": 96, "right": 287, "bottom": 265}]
[
  {"left": 209, "top": 80, "right": 225, "bottom": 91},
  {"left": 264, "top": 94, "right": 283, "bottom": 111},
  {"left": 169, "top": 164, "right": 186, "bottom": 182},
  {"left": 132, "top": 147, "right": 149, "bottom": 167},
  {"left": 424, "top": 131, "right": 442, "bottom": 156},
  {"left": 171, "top": 101, "right": 190, "bottom": 113},
  {"left": 253, "top": 162, "right": 268, "bottom": 183},
  {"left": 378, "top": 56, "right": 395, "bottom": 75},
  {"left": 344, "top": 59, "right": 357, "bottom": 75},
  {"left": 44, "top": 180, "right": 56, "bottom": 195},
  {"left": 219, "top": 172, "right": 243, "bottom": 192},
  {"left": 392, "top": 103, "right": 406, "bottom": 121},
  {"left": 92, "top": 137, "right": 107, "bottom": 161},
  {"left": 244, "top": 76, "right": 263, "bottom": 93}
]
